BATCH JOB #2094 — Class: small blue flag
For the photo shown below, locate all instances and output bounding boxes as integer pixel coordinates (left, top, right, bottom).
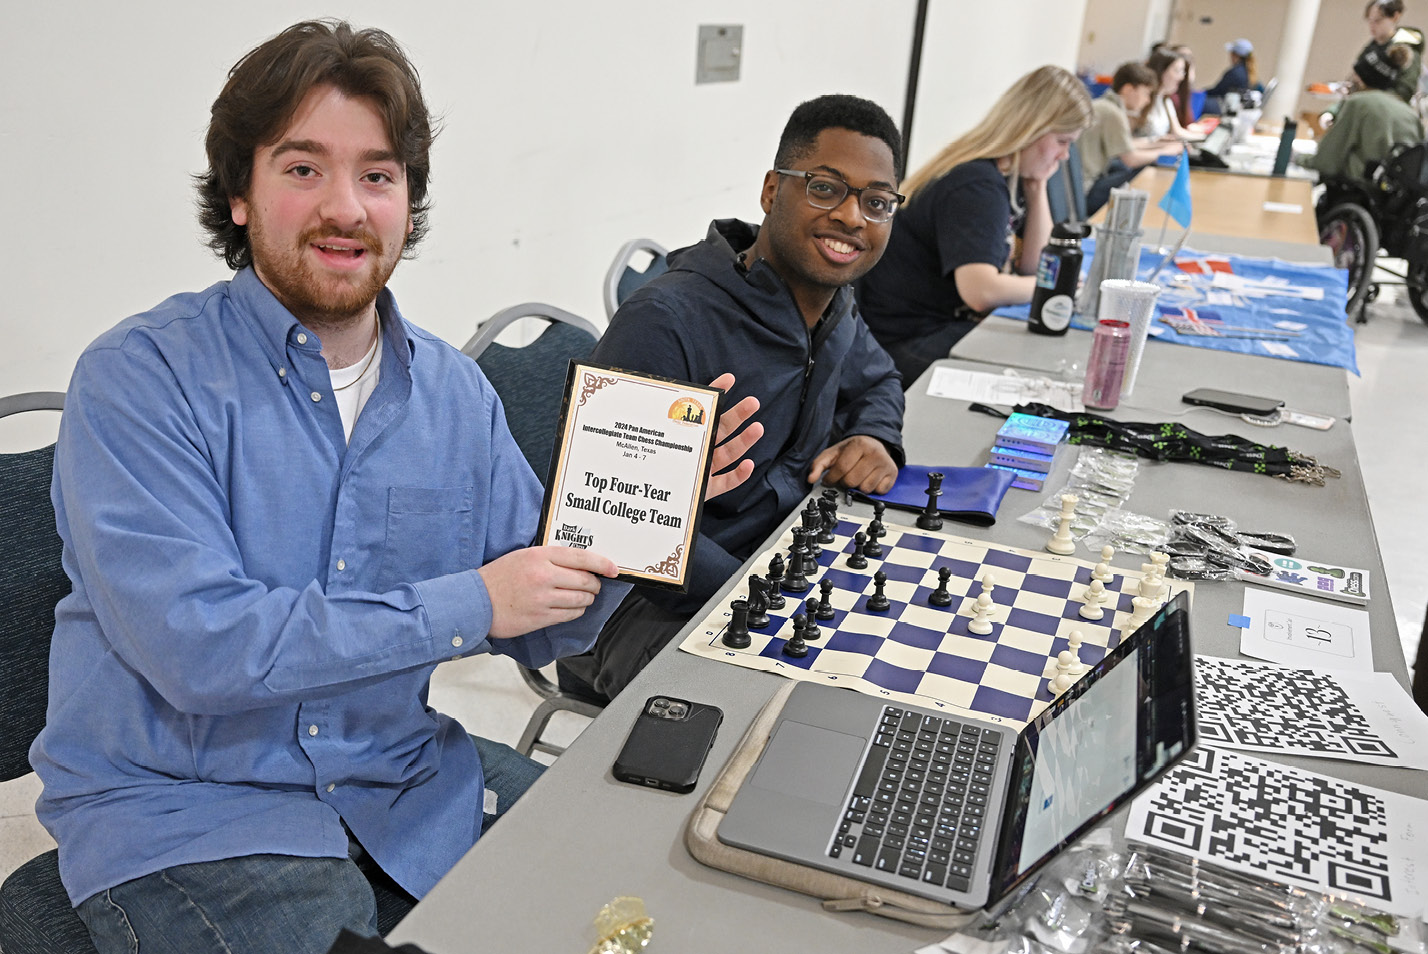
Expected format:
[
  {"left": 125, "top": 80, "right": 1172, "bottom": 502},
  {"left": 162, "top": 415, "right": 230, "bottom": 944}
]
[{"left": 1158, "top": 149, "right": 1193, "bottom": 228}]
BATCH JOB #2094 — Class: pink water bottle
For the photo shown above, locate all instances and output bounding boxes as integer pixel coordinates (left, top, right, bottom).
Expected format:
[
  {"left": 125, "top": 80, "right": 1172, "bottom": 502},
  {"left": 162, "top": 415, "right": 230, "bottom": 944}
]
[{"left": 1083, "top": 320, "right": 1131, "bottom": 410}]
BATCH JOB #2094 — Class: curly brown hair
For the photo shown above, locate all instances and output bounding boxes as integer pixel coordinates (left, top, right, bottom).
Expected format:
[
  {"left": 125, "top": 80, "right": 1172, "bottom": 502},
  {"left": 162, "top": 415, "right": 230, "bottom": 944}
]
[{"left": 195, "top": 20, "right": 437, "bottom": 270}]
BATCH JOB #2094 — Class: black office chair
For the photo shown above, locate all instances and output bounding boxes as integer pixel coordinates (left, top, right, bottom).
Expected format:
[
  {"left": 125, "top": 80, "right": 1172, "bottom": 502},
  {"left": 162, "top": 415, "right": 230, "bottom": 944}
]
[
  {"left": 0, "top": 392, "right": 413, "bottom": 948},
  {"left": 461, "top": 304, "right": 609, "bottom": 757},
  {"left": 0, "top": 391, "right": 94, "bottom": 953},
  {"left": 602, "top": 238, "right": 669, "bottom": 319}
]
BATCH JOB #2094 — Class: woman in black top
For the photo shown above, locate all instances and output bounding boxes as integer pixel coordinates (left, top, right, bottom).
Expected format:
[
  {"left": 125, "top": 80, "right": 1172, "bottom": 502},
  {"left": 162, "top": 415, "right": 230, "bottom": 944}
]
[{"left": 858, "top": 65, "right": 1091, "bottom": 385}]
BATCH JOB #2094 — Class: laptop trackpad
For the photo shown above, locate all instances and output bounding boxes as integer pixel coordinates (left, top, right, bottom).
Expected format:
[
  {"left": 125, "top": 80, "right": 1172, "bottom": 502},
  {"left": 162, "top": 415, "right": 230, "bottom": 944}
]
[{"left": 750, "top": 721, "right": 866, "bottom": 807}]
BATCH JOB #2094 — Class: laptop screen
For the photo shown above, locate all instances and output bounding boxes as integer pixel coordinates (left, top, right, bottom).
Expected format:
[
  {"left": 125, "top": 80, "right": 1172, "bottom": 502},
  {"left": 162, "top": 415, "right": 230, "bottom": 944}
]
[{"left": 987, "top": 594, "right": 1197, "bottom": 902}]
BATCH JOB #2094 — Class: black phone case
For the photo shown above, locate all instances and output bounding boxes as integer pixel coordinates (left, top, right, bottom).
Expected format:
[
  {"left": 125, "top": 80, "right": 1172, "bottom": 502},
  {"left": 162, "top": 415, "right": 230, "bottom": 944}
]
[
  {"left": 612, "top": 697, "right": 723, "bottom": 793},
  {"left": 1181, "top": 388, "right": 1283, "bottom": 416}
]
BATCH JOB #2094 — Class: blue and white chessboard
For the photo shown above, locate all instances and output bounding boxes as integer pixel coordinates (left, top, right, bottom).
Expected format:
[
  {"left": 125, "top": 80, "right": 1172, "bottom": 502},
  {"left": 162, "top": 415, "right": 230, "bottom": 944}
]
[{"left": 680, "top": 514, "right": 1192, "bottom": 727}]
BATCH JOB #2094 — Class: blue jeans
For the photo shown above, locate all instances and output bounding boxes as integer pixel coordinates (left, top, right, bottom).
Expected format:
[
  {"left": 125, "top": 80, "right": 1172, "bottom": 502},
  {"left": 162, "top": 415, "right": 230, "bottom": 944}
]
[{"left": 76, "top": 736, "right": 543, "bottom": 954}]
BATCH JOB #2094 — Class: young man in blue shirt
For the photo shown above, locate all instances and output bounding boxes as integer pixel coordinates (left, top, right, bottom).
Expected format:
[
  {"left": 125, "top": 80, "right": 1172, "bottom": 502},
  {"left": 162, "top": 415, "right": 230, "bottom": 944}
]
[{"left": 31, "top": 20, "right": 756, "bottom": 954}]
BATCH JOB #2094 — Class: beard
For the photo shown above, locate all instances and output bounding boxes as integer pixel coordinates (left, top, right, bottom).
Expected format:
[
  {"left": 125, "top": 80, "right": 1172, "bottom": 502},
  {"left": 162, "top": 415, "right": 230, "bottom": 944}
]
[{"left": 247, "top": 216, "right": 405, "bottom": 330}]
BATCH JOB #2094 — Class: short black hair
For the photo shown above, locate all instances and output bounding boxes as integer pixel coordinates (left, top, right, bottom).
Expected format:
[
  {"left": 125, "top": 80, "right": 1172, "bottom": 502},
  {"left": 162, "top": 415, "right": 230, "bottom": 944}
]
[{"left": 773, "top": 94, "right": 903, "bottom": 175}]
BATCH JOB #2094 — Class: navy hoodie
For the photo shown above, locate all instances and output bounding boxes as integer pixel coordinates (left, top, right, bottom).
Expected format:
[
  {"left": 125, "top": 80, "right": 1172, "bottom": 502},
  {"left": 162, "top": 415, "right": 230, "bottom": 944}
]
[{"left": 591, "top": 218, "right": 905, "bottom": 613}]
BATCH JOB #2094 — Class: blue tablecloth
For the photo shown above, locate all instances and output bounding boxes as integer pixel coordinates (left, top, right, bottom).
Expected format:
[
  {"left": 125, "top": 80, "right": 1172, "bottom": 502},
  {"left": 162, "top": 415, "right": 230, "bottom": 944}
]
[{"left": 997, "top": 240, "right": 1358, "bottom": 374}]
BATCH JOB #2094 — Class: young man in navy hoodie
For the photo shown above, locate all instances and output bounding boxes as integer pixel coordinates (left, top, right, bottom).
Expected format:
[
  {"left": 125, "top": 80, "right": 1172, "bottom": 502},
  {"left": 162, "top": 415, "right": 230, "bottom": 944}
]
[{"left": 566, "top": 94, "right": 907, "bottom": 699}]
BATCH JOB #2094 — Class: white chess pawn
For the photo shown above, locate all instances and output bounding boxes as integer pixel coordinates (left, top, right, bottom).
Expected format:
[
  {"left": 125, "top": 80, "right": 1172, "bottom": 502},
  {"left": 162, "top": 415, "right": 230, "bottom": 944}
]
[
  {"left": 1078, "top": 579, "right": 1106, "bottom": 620},
  {"left": 1092, "top": 560, "right": 1114, "bottom": 583},
  {"left": 1051, "top": 671, "right": 1075, "bottom": 697},
  {"left": 967, "top": 596, "right": 995, "bottom": 635},
  {"left": 980, "top": 573, "right": 996, "bottom": 600},
  {"left": 1056, "top": 650, "right": 1077, "bottom": 674},
  {"left": 1046, "top": 494, "right": 1078, "bottom": 556},
  {"left": 1065, "top": 633, "right": 1089, "bottom": 675}
]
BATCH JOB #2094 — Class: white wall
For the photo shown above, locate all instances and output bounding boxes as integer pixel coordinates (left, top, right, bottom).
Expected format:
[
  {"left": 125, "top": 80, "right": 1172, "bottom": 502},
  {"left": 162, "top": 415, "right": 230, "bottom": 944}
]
[
  {"left": 906, "top": 1, "right": 1090, "bottom": 173},
  {"left": 2, "top": 0, "right": 1088, "bottom": 450}
]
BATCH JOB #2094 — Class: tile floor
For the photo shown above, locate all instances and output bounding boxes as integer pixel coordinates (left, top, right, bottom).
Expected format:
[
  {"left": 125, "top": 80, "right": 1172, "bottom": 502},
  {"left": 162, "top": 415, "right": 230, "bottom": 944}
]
[{"left": 4, "top": 285, "right": 1426, "bottom": 889}]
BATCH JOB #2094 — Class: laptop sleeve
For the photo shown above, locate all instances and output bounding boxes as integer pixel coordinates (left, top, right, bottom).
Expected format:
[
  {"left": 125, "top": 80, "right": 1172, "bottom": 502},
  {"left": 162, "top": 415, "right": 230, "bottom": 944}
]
[{"left": 683, "top": 682, "right": 983, "bottom": 929}]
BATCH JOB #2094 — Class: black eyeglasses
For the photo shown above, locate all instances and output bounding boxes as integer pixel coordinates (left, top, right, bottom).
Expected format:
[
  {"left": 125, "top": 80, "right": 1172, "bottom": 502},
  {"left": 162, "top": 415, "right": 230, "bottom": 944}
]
[{"left": 774, "top": 170, "right": 904, "bottom": 223}]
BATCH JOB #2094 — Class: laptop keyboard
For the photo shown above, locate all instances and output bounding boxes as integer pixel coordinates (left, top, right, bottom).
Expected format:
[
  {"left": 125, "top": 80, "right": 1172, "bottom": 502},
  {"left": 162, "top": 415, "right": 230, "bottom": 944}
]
[{"left": 829, "top": 705, "right": 1000, "bottom": 893}]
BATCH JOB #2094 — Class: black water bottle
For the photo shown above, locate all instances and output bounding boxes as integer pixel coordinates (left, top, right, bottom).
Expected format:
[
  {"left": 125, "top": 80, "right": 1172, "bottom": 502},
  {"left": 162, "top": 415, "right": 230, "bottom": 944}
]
[{"left": 1028, "top": 222, "right": 1089, "bottom": 336}]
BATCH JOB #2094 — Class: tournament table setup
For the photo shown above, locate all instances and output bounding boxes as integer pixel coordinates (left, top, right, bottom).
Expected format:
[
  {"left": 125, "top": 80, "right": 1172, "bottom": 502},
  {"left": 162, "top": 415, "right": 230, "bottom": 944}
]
[{"left": 390, "top": 224, "right": 1427, "bottom": 953}]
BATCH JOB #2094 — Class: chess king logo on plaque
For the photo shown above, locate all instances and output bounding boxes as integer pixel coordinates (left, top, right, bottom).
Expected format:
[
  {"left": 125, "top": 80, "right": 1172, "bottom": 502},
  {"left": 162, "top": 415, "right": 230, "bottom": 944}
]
[{"left": 536, "top": 362, "right": 722, "bottom": 591}]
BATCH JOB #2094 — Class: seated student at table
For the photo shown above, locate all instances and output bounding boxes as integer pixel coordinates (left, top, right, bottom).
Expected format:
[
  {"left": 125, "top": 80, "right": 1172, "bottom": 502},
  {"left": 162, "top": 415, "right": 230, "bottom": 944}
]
[
  {"left": 1136, "top": 50, "right": 1195, "bottom": 141},
  {"left": 1299, "top": 45, "right": 1423, "bottom": 183},
  {"left": 1083, "top": 62, "right": 1184, "bottom": 215},
  {"left": 29, "top": 20, "right": 762, "bottom": 954},
  {"left": 856, "top": 66, "right": 1090, "bottom": 384},
  {"left": 1203, "top": 38, "right": 1257, "bottom": 114},
  {"left": 559, "top": 94, "right": 907, "bottom": 701}
]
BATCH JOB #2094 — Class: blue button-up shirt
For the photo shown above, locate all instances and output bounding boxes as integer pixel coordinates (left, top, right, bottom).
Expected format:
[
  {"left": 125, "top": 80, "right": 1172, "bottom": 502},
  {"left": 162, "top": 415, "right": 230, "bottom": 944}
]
[{"left": 31, "top": 268, "right": 627, "bottom": 904}]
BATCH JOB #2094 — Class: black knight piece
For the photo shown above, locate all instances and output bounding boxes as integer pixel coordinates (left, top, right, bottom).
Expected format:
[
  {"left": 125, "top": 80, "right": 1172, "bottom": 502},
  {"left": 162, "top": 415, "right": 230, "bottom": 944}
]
[
  {"left": 917, "top": 471, "right": 944, "bottom": 531},
  {"left": 817, "top": 497, "right": 837, "bottom": 545},
  {"left": 747, "top": 574, "right": 771, "bottom": 629},
  {"left": 722, "top": 599, "right": 752, "bottom": 649}
]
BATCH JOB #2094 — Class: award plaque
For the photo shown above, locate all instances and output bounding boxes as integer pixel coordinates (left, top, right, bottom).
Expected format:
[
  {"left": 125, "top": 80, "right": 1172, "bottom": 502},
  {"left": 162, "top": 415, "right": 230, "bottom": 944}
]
[{"left": 536, "top": 362, "right": 722, "bottom": 591}]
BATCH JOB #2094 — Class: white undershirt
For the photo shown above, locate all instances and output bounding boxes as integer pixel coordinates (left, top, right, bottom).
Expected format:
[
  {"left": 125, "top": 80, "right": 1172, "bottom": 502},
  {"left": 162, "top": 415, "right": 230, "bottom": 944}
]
[{"left": 329, "top": 329, "right": 382, "bottom": 443}]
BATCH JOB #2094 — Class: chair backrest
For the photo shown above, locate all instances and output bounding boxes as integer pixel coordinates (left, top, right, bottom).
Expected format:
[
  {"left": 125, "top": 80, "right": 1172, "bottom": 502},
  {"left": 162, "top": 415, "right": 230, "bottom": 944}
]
[
  {"left": 0, "top": 391, "right": 68, "bottom": 783},
  {"left": 461, "top": 305, "right": 601, "bottom": 480},
  {"left": 603, "top": 238, "right": 669, "bottom": 319}
]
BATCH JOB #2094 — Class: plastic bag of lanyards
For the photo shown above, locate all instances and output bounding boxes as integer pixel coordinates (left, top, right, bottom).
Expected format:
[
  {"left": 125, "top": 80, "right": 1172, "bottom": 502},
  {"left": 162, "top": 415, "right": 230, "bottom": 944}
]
[
  {"left": 1019, "top": 448, "right": 1140, "bottom": 539},
  {"left": 924, "top": 844, "right": 1127, "bottom": 954},
  {"left": 1163, "top": 511, "right": 1298, "bottom": 581}
]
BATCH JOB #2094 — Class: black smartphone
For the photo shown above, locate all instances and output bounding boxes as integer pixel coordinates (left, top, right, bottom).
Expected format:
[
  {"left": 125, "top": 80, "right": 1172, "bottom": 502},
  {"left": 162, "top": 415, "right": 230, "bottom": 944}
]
[
  {"left": 1181, "top": 387, "right": 1284, "bottom": 416},
  {"left": 612, "top": 695, "right": 723, "bottom": 793}
]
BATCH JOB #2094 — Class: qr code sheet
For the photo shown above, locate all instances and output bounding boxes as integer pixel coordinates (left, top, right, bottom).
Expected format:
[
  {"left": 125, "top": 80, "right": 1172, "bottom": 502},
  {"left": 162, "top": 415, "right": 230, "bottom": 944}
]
[
  {"left": 1193, "top": 657, "right": 1397, "bottom": 759},
  {"left": 1133, "top": 747, "right": 1395, "bottom": 903}
]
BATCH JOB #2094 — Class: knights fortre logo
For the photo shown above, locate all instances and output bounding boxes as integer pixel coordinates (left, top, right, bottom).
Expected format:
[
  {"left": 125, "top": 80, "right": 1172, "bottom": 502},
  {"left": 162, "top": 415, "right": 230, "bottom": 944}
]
[
  {"left": 667, "top": 397, "right": 706, "bottom": 426},
  {"left": 554, "top": 523, "right": 594, "bottom": 549}
]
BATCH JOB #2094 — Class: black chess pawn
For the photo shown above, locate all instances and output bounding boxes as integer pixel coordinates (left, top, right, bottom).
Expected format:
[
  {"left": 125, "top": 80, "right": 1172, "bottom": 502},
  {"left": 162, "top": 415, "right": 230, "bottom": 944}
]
[
  {"left": 929, "top": 566, "right": 954, "bottom": 607},
  {"left": 802, "top": 598, "right": 822, "bottom": 641},
  {"left": 815, "top": 578, "right": 836, "bottom": 621},
  {"left": 766, "top": 554, "right": 787, "bottom": 610},
  {"left": 783, "top": 529, "right": 811, "bottom": 593},
  {"left": 722, "top": 599, "right": 752, "bottom": 649},
  {"left": 846, "top": 531, "right": 869, "bottom": 570},
  {"left": 871, "top": 500, "right": 888, "bottom": 539},
  {"left": 917, "top": 472, "right": 944, "bottom": 531},
  {"left": 783, "top": 614, "right": 810, "bottom": 658},
  {"left": 747, "top": 575, "right": 771, "bottom": 629},
  {"left": 861, "top": 525, "right": 884, "bottom": 560},
  {"left": 867, "top": 570, "right": 891, "bottom": 612}
]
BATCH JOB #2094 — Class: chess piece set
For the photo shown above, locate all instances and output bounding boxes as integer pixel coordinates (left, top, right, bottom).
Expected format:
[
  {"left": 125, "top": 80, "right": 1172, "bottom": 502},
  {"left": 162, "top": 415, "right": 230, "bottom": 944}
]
[{"left": 719, "top": 480, "right": 1177, "bottom": 699}]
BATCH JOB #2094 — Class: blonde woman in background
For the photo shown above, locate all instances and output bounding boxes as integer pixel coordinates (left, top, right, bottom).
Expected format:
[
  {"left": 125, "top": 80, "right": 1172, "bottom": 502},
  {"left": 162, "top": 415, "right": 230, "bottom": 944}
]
[{"left": 858, "top": 65, "right": 1091, "bottom": 384}]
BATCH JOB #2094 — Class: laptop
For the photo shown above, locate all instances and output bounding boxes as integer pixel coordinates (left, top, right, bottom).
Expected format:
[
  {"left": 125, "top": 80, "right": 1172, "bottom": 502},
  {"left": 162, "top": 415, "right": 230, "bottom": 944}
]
[
  {"left": 1190, "top": 122, "right": 1234, "bottom": 169},
  {"left": 717, "top": 592, "right": 1197, "bottom": 910}
]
